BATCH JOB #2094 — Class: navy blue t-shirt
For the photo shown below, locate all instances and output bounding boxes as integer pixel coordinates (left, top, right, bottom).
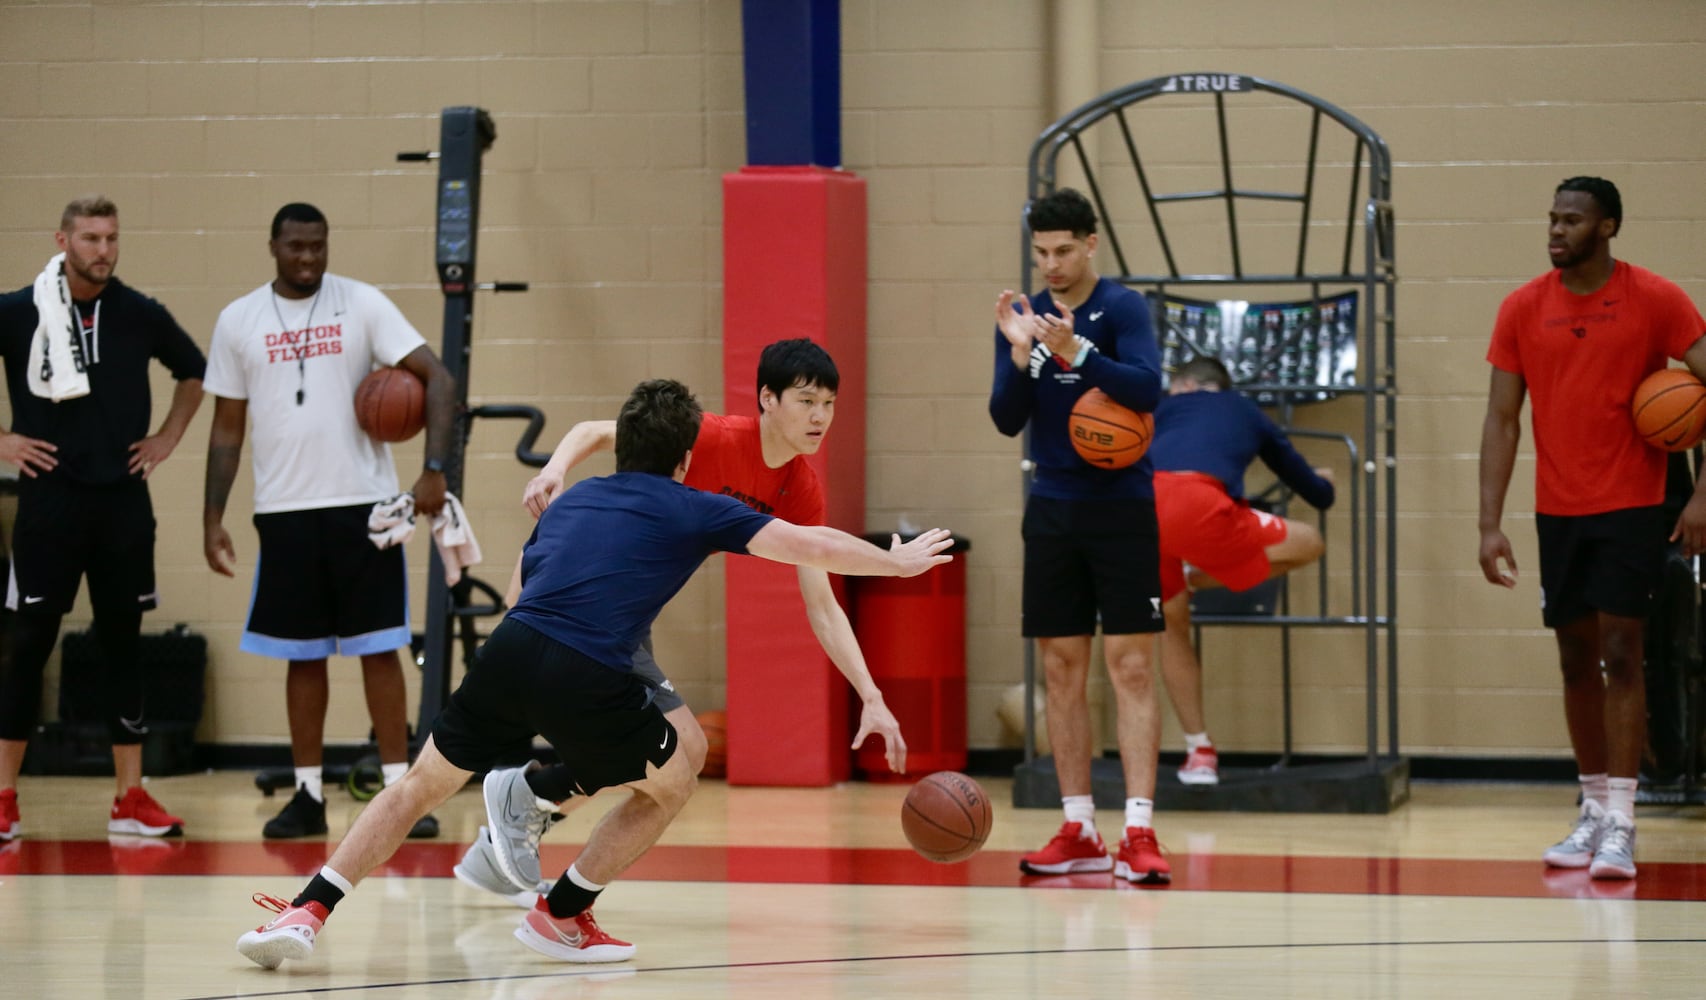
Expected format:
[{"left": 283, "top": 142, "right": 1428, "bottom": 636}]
[
  {"left": 987, "top": 276, "right": 1162, "bottom": 500},
  {"left": 507, "top": 472, "right": 774, "bottom": 671},
  {"left": 1148, "top": 390, "right": 1335, "bottom": 509}
]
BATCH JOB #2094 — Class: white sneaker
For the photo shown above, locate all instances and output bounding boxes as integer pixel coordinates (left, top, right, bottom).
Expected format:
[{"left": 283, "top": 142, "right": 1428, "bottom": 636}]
[
  {"left": 1542, "top": 799, "right": 1607, "bottom": 869},
  {"left": 1589, "top": 814, "right": 1637, "bottom": 880},
  {"left": 483, "top": 763, "right": 555, "bottom": 891},
  {"left": 455, "top": 826, "right": 550, "bottom": 907}
]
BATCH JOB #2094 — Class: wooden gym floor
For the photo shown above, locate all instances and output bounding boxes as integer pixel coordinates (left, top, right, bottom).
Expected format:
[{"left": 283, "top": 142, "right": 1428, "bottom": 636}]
[{"left": 3, "top": 770, "right": 1706, "bottom": 998}]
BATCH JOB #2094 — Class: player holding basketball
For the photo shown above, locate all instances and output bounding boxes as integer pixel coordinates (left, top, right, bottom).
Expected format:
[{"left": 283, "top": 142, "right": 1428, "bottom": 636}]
[
  {"left": 202, "top": 203, "right": 456, "bottom": 840},
  {"left": 0, "top": 196, "right": 206, "bottom": 841},
  {"left": 1479, "top": 177, "right": 1706, "bottom": 880},
  {"left": 455, "top": 338, "right": 914, "bottom": 904},
  {"left": 1149, "top": 357, "right": 1335, "bottom": 785},
  {"left": 987, "top": 188, "right": 1171, "bottom": 884},
  {"left": 235, "top": 378, "right": 955, "bottom": 968}
]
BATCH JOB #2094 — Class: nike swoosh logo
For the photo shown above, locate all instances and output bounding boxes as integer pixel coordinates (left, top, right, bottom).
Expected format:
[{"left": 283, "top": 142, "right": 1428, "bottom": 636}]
[
  {"left": 1089, "top": 311, "right": 1105, "bottom": 321},
  {"left": 22, "top": 596, "right": 44, "bottom": 604},
  {"left": 659, "top": 732, "right": 669, "bottom": 749}
]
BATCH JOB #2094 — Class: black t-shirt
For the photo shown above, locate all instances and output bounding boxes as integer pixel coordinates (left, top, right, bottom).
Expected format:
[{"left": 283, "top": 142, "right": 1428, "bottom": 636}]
[{"left": 0, "top": 277, "right": 207, "bottom": 485}]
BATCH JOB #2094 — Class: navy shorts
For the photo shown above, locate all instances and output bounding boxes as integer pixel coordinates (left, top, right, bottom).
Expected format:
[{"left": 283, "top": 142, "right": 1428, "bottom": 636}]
[
  {"left": 1022, "top": 494, "right": 1164, "bottom": 637},
  {"left": 242, "top": 503, "right": 410, "bottom": 659},
  {"left": 6, "top": 475, "right": 156, "bottom": 618},
  {"left": 1535, "top": 505, "right": 1666, "bottom": 629},
  {"left": 432, "top": 618, "right": 677, "bottom": 795}
]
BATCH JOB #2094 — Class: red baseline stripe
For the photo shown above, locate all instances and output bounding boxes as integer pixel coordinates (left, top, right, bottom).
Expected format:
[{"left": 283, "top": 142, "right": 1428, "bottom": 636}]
[{"left": 3, "top": 840, "right": 1701, "bottom": 901}]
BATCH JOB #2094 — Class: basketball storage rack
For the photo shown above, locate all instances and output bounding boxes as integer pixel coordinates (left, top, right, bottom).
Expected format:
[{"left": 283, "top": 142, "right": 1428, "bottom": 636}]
[{"left": 1010, "top": 73, "right": 1406, "bottom": 813}]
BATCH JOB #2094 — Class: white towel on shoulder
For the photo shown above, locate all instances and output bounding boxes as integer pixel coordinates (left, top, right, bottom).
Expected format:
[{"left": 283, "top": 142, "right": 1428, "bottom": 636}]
[
  {"left": 26, "top": 253, "right": 90, "bottom": 401},
  {"left": 367, "top": 490, "right": 483, "bottom": 586}
]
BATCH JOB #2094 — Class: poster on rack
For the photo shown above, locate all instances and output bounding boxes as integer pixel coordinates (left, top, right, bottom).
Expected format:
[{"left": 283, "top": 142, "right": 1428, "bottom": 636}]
[{"left": 1147, "top": 290, "right": 1359, "bottom": 404}]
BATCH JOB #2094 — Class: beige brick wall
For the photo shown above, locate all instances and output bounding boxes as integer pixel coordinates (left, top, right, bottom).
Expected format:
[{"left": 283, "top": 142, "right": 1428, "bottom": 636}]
[{"left": 0, "top": 0, "right": 1702, "bottom": 762}]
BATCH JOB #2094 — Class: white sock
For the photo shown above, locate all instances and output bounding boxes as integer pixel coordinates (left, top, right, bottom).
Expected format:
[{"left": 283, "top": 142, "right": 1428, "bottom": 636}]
[
  {"left": 319, "top": 865, "right": 354, "bottom": 895},
  {"left": 1184, "top": 731, "right": 1213, "bottom": 752},
  {"left": 381, "top": 762, "right": 409, "bottom": 787},
  {"left": 1606, "top": 777, "right": 1638, "bottom": 824},
  {"left": 1126, "top": 797, "right": 1154, "bottom": 831},
  {"left": 565, "top": 863, "right": 606, "bottom": 892},
  {"left": 295, "top": 767, "right": 324, "bottom": 803},
  {"left": 1062, "top": 795, "right": 1096, "bottom": 836},
  {"left": 1579, "top": 772, "right": 1609, "bottom": 810}
]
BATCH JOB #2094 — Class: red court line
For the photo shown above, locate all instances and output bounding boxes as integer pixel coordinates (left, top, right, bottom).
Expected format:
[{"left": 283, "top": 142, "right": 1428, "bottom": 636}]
[{"left": 5, "top": 839, "right": 1703, "bottom": 901}]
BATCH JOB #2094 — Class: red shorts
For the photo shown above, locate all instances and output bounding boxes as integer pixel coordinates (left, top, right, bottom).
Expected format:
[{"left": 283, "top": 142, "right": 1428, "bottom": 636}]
[{"left": 1155, "top": 471, "right": 1290, "bottom": 600}]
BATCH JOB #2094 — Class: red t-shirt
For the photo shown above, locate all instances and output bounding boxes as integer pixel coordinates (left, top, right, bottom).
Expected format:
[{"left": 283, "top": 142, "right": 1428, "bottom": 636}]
[
  {"left": 1488, "top": 261, "right": 1706, "bottom": 515},
  {"left": 682, "top": 412, "right": 826, "bottom": 525}
]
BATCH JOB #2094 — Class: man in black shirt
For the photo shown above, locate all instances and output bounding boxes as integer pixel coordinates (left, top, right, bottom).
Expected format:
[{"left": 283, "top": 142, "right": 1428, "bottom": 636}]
[{"left": 0, "top": 195, "right": 207, "bottom": 841}]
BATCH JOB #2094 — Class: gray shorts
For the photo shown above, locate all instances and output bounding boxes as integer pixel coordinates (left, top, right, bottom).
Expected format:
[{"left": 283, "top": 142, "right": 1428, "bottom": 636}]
[{"left": 631, "top": 635, "right": 685, "bottom": 713}]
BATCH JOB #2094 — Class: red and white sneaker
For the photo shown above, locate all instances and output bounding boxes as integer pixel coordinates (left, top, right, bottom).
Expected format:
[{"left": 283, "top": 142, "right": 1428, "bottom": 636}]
[
  {"left": 237, "top": 893, "right": 329, "bottom": 969},
  {"left": 514, "top": 899, "right": 636, "bottom": 963},
  {"left": 1019, "top": 821, "right": 1113, "bottom": 875},
  {"left": 1178, "top": 746, "right": 1220, "bottom": 785},
  {"left": 0, "top": 788, "right": 18, "bottom": 841},
  {"left": 1114, "top": 826, "right": 1171, "bottom": 885},
  {"left": 108, "top": 786, "right": 184, "bottom": 837}
]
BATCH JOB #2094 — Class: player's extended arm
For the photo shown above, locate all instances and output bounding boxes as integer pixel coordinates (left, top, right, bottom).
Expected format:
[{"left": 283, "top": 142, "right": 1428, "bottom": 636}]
[
  {"left": 1477, "top": 367, "right": 1526, "bottom": 586},
  {"left": 523, "top": 420, "right": 617, "bottom": 518},
  {"left": 747, "top": 524, "right": 954, "bottom": 579},
  {"left": 203, "top": 395, "right": 249, "bottom": 578},
  {"left": 798, "top": 566, "right": 908, "bottom": 773},
  {"left": 1672, "top": 335, "right": 1706, "bottom": 555}
]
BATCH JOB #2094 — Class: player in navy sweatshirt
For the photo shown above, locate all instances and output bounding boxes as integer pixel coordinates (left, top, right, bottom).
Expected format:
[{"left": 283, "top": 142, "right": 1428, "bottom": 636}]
[
  {"left": 1149, "top": 357, "right": 1335, "bottom": 785},
  {"left": 988, "top": 188, "right": 1170, "bottom": 885}
]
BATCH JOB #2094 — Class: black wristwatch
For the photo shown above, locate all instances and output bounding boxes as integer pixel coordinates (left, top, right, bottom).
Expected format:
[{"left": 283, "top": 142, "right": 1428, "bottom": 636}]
[{"left": 424, "top": 458, "right": 446, "bottom": 474}]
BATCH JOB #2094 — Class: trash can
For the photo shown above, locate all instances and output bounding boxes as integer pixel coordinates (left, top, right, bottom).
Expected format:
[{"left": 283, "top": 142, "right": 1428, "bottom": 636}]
[{"left": 853, "top": 534, "right": 970, "bottom": 780}]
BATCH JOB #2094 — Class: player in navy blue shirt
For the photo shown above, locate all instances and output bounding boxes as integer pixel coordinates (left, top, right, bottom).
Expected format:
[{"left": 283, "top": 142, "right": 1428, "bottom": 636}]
[
  {"left": 236, "top": 378, "right": 954, "bottom": 970},
  {"left": 987, "top": 188, "right": 1170, "bottom": 885},
  {"left": 1150, "top": 357, "right": 1335, "bottom": 785}
]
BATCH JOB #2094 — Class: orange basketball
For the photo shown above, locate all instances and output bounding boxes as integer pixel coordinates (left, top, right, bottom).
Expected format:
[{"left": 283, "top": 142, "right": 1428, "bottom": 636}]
[
  {"left": 901, "top": 771, "right": 993, "bottom": 863},
  {"left": 697, "top": 709, "right": 728, "bottom": 779},
  {"left": 1068, "top": 388, "right": 1153, "bottom": 469},
  {"left": 1632, "top": 368, "right": 1706, "bottom": 452},
  {"left": 354, "top": 367, "right": 426, "bottom": 443}
]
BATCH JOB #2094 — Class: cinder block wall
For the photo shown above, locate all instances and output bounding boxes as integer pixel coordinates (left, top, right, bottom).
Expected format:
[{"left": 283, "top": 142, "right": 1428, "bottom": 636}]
[{"left": 0, "top": 0, "right": 1701, "bottom": 760}]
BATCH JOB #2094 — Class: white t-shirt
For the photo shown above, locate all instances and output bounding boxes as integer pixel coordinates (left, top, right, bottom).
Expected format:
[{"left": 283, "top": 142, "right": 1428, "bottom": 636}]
[{"left": 204, "top": 274, "right": 427, "bottom": 514}]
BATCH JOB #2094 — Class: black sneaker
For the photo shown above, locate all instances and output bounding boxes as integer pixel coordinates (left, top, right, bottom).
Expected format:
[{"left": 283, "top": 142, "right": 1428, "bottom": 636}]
[
  {"left": 407, "top": 813, "right": 440, "bottom": 839},
  {"left": 263, "top": 786, "right": 329, "bottom": 839}
]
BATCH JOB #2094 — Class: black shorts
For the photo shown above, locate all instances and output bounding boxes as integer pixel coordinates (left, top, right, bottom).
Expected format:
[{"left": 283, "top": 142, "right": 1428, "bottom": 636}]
[
  {"left": 6, "top": 475, "right": 156, "bottom": 618},
  {"left": 241, "top": 504, "right": 410, "bottom": 659},
  {"left": 432, "top": 618, "right": 677, "bottom": 795},
  {"left": 1535, "top": 505, "right": 1666, "bottom": 628},
  {"left": 1022, "top": 494, "right": 1164, "bottom": 637}
]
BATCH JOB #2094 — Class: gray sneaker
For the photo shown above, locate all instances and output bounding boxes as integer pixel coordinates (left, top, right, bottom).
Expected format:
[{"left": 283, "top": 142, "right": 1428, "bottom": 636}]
[
  {"left": 483, "top": 762, "right": 554, "bottom": 890},
  {"left": 453, "top": 826, "right": 549, "bottom": 907},
  {"left": 1542, "top": 799, "right": 1606, "bottom": 868},
  {"left": 1589, "top": 815, "right": 1637, "bottom": 880}
]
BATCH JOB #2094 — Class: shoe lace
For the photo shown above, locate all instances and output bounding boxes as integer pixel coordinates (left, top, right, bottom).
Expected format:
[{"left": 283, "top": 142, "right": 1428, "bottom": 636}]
[
  {"left": 1599, "top": 823, "right": 1633, "bottom": 857},
  {"left": 252, "top": 892, "right": 290, "bottom": 914},
  {"left": 1562, "top": 813, "right": 1601, "bottom": 849},
  {"left": 1124, "top": 828, "right": 1168, "bottom": 857},
  {"left": 1047, "top": 822, "right": 1089, "bottom": 849}
]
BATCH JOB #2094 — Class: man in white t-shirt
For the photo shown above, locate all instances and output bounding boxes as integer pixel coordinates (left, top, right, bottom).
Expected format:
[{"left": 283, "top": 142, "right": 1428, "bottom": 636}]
[{"left": 202, "top": 203, "right": 456, "bottom": 840}]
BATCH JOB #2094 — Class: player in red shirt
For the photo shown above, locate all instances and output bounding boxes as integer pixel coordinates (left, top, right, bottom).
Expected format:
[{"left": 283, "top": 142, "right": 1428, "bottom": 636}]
[
  {"left": 1480, "top": 177, "right": 1706, "bottom": 881},
  {"left": 457, "top": 339, "right": 912, "bottom": 905}
]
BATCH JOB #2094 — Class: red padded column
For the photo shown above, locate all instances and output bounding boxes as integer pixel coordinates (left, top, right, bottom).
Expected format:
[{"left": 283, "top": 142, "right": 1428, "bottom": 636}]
[{"left": 721, "top": 165, "right": 866, "bottom": 785}]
